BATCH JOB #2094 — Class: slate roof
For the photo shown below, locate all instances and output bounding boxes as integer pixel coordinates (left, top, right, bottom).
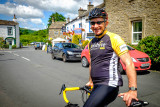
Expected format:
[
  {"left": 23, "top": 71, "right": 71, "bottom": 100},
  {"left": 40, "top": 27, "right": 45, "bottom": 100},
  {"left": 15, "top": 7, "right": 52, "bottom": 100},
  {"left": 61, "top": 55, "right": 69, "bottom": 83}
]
[
  {"left": 0, "top": 20, "right": 18, "bottom": 26},
  {"left": 49, "top": 21, "right": 66, "bottom": 29}
]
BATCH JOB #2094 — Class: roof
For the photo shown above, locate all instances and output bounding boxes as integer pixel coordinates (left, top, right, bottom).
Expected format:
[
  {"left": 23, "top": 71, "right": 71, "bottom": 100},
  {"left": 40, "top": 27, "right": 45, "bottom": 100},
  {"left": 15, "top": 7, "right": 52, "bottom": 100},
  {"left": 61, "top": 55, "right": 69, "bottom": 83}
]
[
  {"left": 49, "top": 21, "right": 66, "bottom": 29},
  {"left": 0, "top": 20, "right": 18, "bottom": 25},
  {"left": 65, "top": 3, "right": 105, "bottom": 25}
]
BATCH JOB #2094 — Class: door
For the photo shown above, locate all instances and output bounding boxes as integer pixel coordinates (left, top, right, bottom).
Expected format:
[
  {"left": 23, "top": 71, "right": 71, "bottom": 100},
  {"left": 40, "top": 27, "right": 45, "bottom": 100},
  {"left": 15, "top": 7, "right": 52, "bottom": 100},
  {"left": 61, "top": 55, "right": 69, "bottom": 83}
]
[{"left": 58, "top": 43, "right": 64, "bottom": 58}]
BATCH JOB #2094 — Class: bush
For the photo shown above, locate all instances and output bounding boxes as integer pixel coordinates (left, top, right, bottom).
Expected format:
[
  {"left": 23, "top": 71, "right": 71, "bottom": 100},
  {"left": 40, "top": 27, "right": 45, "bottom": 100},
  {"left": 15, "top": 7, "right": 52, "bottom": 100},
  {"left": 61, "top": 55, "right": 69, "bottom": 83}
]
[
  {"left": 72, "top": 34, "right": 79, "bottom": 45},
  {"left": 3, "top": 44, "right": 9, "bottom": 48},
  {"left": 0, "top": 37, "right": 5, "bottom": 48},
  {"left": 137, "top": 36, "right": 160, "bottom": 70},
  {"left": 12, "top": 45, "right": 17, "bottom": 49}
]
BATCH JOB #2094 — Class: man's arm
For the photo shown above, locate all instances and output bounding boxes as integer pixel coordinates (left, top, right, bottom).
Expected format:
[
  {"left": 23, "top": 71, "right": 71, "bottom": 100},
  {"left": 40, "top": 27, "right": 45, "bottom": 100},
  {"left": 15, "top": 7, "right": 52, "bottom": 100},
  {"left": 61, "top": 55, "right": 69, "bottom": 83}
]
[
  {"left": 118, "top": 52, "right": 138, "bottom": 106},
  {"left": 86, "top": 63, "right": 93, "bottom": 87}
]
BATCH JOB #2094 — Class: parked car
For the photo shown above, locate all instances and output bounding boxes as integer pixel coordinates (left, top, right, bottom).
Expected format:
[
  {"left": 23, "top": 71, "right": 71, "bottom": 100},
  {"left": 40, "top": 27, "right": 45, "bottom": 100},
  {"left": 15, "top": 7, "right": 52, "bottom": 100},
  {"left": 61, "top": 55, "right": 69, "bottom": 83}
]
[
  {"left": 51, "top": 43, "right": 82, "bottom": 62},
  {"left": 81, "top": 45, "right": 151, "bottom": 74},
  {"left": 34, "top": 42, "right": 44, "bottom": 50}
]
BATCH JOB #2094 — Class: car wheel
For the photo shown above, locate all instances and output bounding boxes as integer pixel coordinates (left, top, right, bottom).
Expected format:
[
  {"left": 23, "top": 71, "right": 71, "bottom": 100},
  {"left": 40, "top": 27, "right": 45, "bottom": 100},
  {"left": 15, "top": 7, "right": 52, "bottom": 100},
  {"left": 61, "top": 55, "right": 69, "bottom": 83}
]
[
  {"left": 82, "top": 57, "right": 89, "bottom": 67},
  {"left": 62, "top": 54, "right": 67, "bottom": 62},
  {"left": 118, "top": 63, "right": 124, "bottom": 74},
  {"left": 52, "top": 53, "right": 56, "bottom": 60}
]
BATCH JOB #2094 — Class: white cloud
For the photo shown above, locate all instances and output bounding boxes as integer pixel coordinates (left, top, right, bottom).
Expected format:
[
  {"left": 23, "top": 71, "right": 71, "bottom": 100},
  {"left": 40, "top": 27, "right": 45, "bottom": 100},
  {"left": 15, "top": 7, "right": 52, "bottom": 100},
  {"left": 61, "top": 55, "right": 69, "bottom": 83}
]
[
  {"left": 13, "top": 0, "right": 103, "bottom": 14},
  {"left": 0, "top": 0, "right": 103, "bottom": 30},
  {"left": 0, "top": 2, "right": 44, "bottom": 18},
  {"left": 30, "top": 18, "right": 43, "bottom": 25}
]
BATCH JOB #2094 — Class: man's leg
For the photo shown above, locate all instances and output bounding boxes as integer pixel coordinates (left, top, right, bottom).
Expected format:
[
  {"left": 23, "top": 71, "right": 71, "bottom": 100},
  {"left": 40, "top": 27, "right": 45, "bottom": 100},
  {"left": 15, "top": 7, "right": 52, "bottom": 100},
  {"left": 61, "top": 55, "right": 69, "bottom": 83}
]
[{"left": 83, "top": 85, "right": 119, "bottom": 107}]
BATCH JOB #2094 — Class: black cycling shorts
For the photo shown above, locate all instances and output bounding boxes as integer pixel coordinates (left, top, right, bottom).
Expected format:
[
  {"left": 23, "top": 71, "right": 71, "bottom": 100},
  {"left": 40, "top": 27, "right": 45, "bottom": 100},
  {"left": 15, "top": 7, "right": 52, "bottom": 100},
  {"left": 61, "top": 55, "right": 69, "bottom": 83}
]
[{"left": 83, "top": 84, "right": 119, "bottom": 107}]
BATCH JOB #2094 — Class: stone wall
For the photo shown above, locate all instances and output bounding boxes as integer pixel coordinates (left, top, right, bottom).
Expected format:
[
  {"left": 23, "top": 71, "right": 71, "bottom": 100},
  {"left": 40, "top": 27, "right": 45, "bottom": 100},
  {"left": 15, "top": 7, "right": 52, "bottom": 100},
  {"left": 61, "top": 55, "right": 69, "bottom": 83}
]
[
  {"left": 49, "top": 28, "right": 65, "bottom": 39},
  {"left": 104, "top": 0, "right": 160, "bottom": 44}
]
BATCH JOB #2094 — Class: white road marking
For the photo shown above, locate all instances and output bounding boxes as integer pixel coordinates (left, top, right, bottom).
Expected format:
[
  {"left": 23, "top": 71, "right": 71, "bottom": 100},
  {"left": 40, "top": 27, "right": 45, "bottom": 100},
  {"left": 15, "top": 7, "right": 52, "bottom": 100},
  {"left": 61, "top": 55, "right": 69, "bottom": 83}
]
[
  {"left": 21, "top": 57, "right": 30, "bottom": 61},
  {"left": 14, "top": 54, "right": 19, "bottom": 56}
]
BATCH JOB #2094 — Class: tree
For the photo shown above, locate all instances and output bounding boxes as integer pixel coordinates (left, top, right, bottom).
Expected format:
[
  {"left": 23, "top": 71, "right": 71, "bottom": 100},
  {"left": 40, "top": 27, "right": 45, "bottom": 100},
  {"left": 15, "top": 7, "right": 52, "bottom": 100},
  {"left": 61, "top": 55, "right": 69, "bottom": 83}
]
[{"left": 48, "top": 12, "right": 66, "bottom": 27}]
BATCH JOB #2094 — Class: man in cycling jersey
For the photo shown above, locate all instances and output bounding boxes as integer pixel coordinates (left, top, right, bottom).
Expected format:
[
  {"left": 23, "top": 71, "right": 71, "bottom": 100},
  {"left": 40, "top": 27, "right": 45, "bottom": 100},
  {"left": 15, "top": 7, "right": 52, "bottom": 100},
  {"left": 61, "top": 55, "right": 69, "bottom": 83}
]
[{"left": 84, "top": 8, "right": 138, "bottom": 107}]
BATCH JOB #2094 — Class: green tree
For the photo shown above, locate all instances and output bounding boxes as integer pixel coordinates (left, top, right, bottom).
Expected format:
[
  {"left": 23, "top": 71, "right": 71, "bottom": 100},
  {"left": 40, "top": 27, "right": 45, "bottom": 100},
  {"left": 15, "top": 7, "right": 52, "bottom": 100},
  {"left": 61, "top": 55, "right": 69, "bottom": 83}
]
[
  {"left": 48, "top": 12, "right": 66, "bottom": 27},
  {"left": 20, "top": 28, "right": 48, "bottom": 45}
]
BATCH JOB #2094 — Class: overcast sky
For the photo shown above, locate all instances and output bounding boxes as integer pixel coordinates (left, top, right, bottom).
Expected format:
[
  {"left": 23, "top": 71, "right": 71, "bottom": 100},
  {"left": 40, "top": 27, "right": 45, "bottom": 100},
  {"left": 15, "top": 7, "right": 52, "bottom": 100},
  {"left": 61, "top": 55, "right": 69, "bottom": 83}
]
[{"left": 0, "top": 0, "right": 103, "bottom": 31}]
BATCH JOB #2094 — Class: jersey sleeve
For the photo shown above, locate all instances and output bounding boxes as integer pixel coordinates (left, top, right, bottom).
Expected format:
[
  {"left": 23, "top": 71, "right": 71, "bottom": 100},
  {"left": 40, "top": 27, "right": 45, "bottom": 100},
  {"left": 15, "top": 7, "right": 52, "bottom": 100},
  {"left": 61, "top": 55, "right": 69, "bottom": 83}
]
[{"left": 108, "top": 32, "right": 128, "bottom": 56}]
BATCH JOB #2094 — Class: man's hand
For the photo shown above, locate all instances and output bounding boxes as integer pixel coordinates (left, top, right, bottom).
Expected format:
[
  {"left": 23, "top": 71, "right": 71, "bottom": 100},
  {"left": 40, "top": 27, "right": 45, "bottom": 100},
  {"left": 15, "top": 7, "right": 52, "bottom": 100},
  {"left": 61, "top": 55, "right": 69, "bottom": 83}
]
[
  {"left": 86, "top": 81, "right": 93, "bottom": 87},
  {"left": 118, "top": 90, "right": 138, "bottom": 107}
]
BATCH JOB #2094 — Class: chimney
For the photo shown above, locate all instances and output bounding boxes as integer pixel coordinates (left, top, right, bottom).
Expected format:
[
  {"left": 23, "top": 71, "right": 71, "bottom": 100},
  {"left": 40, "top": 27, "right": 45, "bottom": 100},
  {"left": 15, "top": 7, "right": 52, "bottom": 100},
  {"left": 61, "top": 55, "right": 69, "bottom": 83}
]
[
  {"left": 13, "top": 14, "right": 17, "bottom": 22},
  {"left": 78, "top": 7, "right": 87, "bottom": 16},
  {"left": 67, "top": 17, "right": 70, "bottom": 23},
  {"left": 88, "top": 2, "right": 94, "bottom": 12},
  {"left": 52, "top": 17, "right": 55, "bottom": 24}
]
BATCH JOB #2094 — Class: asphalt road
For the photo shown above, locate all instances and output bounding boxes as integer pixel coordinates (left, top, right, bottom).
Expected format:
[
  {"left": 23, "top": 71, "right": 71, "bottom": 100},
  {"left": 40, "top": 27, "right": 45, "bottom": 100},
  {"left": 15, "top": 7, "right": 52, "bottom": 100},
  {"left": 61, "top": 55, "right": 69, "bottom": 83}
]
[{"left": 0, "top": 46, "right": 160, "bottom": 107}]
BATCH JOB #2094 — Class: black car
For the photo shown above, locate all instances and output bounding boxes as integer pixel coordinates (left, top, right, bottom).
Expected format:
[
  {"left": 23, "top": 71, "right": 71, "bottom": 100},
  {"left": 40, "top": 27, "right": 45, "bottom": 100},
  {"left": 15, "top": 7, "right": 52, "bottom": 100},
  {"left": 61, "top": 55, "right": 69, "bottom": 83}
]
[{"left": 51, "top": 43, "right": 82, "bottom": 62}]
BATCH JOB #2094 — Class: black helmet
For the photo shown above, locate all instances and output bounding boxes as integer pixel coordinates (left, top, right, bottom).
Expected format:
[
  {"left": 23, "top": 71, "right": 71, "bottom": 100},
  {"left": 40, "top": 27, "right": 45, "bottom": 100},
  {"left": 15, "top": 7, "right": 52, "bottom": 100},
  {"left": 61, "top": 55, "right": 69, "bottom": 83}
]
[{"left": 89, "top": 8, "right": 108, "bottom": 20}]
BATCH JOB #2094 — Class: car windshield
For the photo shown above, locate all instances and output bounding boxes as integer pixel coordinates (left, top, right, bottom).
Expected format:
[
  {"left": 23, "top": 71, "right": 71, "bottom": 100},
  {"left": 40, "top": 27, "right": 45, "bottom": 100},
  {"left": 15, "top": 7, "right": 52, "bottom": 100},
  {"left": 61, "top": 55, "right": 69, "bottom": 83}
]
[
  {"left": 127, "top": 46, "right": 135, "bottom": 50},
  {"left": 63, "top": 43, "right": 81, "bottom": 49}
]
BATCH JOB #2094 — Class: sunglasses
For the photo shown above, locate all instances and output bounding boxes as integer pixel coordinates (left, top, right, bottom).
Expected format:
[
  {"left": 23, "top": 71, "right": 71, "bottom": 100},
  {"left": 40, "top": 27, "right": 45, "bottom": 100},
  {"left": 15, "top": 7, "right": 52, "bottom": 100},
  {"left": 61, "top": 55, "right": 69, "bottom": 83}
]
[{"left": 90, "top": 21, "right": 105, "bottom": 25}]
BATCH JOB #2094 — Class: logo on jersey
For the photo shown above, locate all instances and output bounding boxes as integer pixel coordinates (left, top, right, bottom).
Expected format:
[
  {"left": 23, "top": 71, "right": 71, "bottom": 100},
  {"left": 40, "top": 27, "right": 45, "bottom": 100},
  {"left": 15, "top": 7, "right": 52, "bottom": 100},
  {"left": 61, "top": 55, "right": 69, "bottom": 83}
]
[
  {"left": 91, "top": 41, "right": 106, "bottom": 50},
  {"left": 119, "top": 44, "right": 128, "bottom": 52}
]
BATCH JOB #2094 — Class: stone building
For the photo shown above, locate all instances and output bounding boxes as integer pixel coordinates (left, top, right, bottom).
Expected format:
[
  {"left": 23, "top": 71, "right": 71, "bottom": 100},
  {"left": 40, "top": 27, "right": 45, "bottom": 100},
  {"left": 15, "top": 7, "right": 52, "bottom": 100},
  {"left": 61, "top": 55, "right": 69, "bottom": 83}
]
[
  {"left": 49, "top": 17, "right": 66, "bottom": 39},
  {"left": 104, "top": 0, "right": 160, "bottom": 45}
]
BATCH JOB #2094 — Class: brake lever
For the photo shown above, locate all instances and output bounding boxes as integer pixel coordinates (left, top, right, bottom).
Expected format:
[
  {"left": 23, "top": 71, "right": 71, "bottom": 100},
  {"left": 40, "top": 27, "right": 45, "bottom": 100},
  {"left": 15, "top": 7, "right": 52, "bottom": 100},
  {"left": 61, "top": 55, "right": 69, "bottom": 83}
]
[
  {"left": 120, "top": 96, "right": 149, "bottom": 107},
  {"left": 59, "top": 84, "right": 66, "bottom": 95},
  {"left": 82, "top": 86, "right": 92, "bottom": 93}
]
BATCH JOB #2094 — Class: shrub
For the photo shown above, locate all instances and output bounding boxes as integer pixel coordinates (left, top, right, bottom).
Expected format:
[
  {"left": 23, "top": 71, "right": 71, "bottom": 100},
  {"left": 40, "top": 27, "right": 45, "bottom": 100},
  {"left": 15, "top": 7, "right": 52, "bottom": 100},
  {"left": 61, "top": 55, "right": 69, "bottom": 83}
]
[
  {"left": 72, "top": 34, "right": 79, "bottom": 45},
  {"left": 12, "top": 45, "right": 17, "bottom": 49},
  {"left": 0, "top": 37, "right": 5, "bottom": 48},
  {"left": 137, "top": 36, "right": 160, "bottom": 70},
  {"left": 3, "top": 44, "right": 9, "bottom": 48}
]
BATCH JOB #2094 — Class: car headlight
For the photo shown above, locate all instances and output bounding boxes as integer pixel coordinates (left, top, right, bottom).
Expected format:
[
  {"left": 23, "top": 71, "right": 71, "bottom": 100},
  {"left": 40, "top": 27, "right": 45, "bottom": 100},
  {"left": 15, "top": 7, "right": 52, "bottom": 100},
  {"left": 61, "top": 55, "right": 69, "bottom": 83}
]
[
  {"left": 131, "top": 57, "right": 137, "bottom": 62},
  {"left": 67, "top": 51, "right": 73, "bottom": 55}
]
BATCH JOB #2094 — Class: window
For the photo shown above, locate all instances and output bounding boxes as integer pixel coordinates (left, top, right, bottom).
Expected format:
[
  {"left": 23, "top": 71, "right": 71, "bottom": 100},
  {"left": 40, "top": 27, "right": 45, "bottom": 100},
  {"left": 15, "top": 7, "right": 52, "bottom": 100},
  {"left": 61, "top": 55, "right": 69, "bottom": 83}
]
[
  {"left": 67, "top": 27, "right": 68, "bottom": 32},
  {"left": 79, "top": 23, "right": 82, "bottom": 28},
  {"left": 73, "top": 25, "right": 75, "bottom": 30},
  {"left": 8, "top": 27, "right": 13, "bottom": 35},
  {"left": 132, "top": 21, "right": 142, "bottom": 44},
  {"left": 54, "top": 31, "right": 59, "bottom": 35},
  {"left": 89, "top": 21, "right": 92, "bottom": 33}
]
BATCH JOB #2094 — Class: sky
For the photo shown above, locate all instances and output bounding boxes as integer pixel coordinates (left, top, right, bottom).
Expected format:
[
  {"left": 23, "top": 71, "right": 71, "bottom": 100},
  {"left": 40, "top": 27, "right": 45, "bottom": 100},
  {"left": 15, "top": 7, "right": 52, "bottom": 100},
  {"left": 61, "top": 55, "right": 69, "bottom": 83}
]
[{"left": 0, "top": 0, "right": 103, "bottom": 31}]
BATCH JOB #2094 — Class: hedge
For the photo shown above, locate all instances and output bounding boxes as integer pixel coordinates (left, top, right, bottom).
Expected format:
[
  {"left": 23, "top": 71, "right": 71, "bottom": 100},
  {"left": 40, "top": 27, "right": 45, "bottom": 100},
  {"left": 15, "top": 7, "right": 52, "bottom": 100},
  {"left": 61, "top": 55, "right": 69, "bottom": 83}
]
[{"left": 136, "top": 36, "right": 160, "bottom": 70}]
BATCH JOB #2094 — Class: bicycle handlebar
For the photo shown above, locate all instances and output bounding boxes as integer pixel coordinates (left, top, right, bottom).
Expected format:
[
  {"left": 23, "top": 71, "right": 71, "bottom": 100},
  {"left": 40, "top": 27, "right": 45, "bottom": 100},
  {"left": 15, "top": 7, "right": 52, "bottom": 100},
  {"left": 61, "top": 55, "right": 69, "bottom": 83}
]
[
  {"left": 60, "top": 84, "right": 149, "bottom": 107},
  {"left": 59, "top": 84, "right": 92, "bottom": 104}
]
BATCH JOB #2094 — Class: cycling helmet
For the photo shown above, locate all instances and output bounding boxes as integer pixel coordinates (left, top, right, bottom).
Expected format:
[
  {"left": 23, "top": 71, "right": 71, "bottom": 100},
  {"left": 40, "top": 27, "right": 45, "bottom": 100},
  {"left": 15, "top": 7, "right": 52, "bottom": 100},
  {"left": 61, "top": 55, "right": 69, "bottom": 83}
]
[{"left": 89, "top": 8, "right": 108, "bottom": 20}]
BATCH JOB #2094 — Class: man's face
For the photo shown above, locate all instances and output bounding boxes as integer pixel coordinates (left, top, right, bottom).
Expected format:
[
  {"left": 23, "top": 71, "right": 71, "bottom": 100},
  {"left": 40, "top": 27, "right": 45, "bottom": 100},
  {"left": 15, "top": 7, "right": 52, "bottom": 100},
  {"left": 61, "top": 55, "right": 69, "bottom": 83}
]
[{"left": 90, "top": 18, "right": 108, "bottom": 36}]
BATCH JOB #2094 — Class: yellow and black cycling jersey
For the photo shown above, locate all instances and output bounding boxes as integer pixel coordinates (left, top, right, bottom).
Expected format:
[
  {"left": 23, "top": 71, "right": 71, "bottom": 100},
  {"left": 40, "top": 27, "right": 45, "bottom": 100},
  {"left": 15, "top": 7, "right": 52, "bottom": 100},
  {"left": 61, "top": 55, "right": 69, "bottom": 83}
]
[{"left": 88, "top": 30, "right": 128, "bottom": 87}]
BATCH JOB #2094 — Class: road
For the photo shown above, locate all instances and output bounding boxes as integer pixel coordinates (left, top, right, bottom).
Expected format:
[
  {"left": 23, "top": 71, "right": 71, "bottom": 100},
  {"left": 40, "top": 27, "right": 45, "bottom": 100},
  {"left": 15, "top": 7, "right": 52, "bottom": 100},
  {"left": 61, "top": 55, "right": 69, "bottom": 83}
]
[{"left": 0, "top": 46, "right": 160, "bottom": 107}]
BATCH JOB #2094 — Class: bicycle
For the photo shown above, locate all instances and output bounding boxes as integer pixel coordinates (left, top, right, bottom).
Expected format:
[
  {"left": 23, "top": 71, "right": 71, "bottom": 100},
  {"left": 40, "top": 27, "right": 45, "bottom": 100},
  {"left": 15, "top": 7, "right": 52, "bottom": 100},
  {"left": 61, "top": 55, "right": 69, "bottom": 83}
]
[{"left": 59, "top": 84, "right": 149, "bottom": 107}]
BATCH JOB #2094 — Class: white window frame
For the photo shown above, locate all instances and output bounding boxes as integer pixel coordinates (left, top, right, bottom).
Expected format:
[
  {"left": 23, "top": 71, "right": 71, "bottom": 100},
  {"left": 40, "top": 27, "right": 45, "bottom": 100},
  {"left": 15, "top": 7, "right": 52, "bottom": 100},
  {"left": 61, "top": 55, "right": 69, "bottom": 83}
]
[
  {"left": 132, "top": 21, "right": 142, "bottom": 45},
  {"left": 7, "top": 27, "right": 13, "bottom": 35}
]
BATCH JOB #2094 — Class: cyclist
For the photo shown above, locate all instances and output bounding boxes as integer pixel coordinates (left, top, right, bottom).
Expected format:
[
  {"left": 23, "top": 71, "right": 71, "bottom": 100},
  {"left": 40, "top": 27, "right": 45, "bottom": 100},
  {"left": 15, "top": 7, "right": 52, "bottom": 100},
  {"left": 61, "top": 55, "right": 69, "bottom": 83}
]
[{"left": 84, "top": 8, "right": 138, "bottom": 107}]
